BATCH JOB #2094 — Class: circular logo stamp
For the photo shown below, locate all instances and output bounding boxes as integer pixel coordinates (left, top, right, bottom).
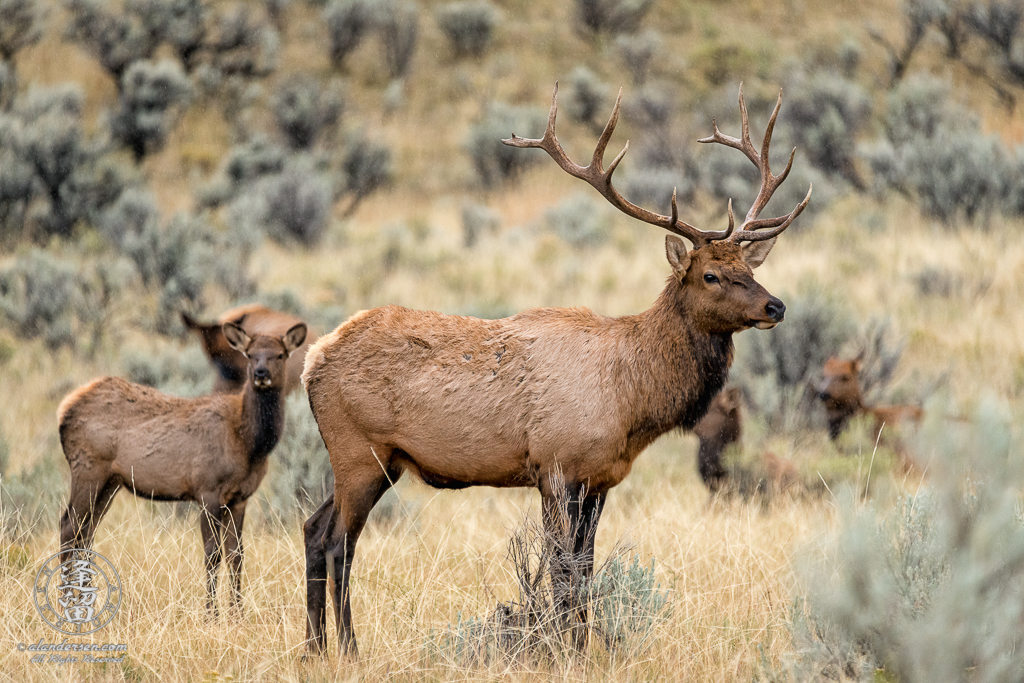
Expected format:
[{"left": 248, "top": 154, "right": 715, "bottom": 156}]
[{"left": 33, "top": 550, "right": 122, "bottom": 635}]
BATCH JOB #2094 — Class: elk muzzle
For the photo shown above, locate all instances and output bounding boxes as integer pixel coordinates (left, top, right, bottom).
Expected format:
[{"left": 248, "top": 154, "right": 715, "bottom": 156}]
[
  {"left": 253, "top": 367, "right": 273, "bottom": 389},
  {"left": 755, "top": 296, "right": 786, "bottom": 330}
]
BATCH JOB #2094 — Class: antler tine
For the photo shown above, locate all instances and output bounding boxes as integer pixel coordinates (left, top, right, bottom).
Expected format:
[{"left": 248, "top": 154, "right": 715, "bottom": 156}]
[
  {"left": 502, "top": 82, "right": 732, "bottom": 249},
  {"left": 729, "top": 184, "right": 812, "bottom": 242}
]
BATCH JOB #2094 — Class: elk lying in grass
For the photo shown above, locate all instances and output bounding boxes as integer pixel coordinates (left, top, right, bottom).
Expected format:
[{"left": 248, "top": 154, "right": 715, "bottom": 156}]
[
  {"left": 183, "top": 304, "right": 314, "bottom": 395},
  {"left": 301, "top": 83, "right": 811, "bottom": 657},
  {"left": 817, "top": 356, "right": 923, "bottom": 441},
  {"left": 58, "top": 322, "right": 307, "bottom": 614},
  {"left": 693, "top": 386, "right": 742, "bottom": 492}
]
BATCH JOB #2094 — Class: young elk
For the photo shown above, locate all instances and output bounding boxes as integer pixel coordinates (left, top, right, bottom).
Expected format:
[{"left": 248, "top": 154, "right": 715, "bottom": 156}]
[
  {"left": 817, "top": 356, "right": 923, "bottom": 441},
  {"left": 693, "top": 386, "right": 743, "bottom": 492},
  {"left": 58, "top": 322, "right": 307, "bottom": 614},
  {"left": 182, "top": 304, "right": 315, "bottom": 395},
  {"left": 301, "top": 83, "right": 811, "bottom": 657}
]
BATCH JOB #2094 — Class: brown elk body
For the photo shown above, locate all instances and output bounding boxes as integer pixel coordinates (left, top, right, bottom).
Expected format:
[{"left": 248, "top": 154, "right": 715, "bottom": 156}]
[
  {"left": 58, "top": 322, "right": 307, "bottom": 613},
  {"left": 693, "top": 386, "right": 742, "bottom": 492},
  {"left": 301, "top": 83, "right": 811, "bottom": 657},
  {"left": 183, "top": 304, "right": 315, "bottom": 395},
  {"left": 817, "top": 357, "right": 923, "bottom": 441}
]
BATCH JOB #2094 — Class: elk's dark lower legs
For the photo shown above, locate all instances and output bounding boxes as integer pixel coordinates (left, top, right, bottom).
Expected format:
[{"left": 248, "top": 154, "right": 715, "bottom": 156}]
[
  {"left": 303, "top": 494, "right": 335, "bottom": 655},
  {"left": 60, "top": 477, "right": 120, "bottom": 558},
  {"left": 199, "top": 501, "right": 227, "bottom": 615},
  {"left": 541, "top": 481, "right": 607, "bottom": 649},
  {"left": 223, "top": 500, "right": 247, "bottom": 613}
]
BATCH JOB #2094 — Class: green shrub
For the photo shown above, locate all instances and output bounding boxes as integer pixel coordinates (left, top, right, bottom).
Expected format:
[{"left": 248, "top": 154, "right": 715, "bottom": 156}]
[
  {"left": 0, "top": 249, "right": 82, "bottom": 349},
  {"left": 616, "top": 29, "right": 660, "bottom": 85},
  {"left": 770, "top": 401, "right": 1024, "bottom": 683},
  {"left": 375, "top": 0, "right": 419, "bottom": 79},
  {"left": 0, "top": 0, "right": 43, "bottom": 65},
  {"left": 271, "top": 75, "right": 344, "bottom": 150},
  {"left": 109, "top": 59, "right": 193, "bottom": 163},
  {"left": 435, "top": 1, "right": 498, "bottom": 58},
  {"left": 563, "top": 66, "right": 609, "bottom": 131},
  {"left": 545, "top": 192, "right": 612, "bottom": 248},
  {"left": 341, "top": 135, "right": 393, "bottom": 215},
  {"left": 324, "top": 0, "right": 373, "bottom": 69},
  {"left": 573, "top": 0, "right": 654, "bottom": 37},
  {"left": 461, "top": 201, "right": 500, "bottom": 248},
  {"left": 465, "top": 102, "right": 545, "bottom": 187}
]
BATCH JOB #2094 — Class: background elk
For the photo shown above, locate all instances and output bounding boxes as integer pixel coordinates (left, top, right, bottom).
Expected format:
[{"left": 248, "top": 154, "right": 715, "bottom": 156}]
[
  {"left": 183, "top": 304, "right": 315, "bottom": 395},
  {"left": 817, "top": 356, "right": 923, "bottom": 441},
  {"left": 58, "top": 321, "right": 307, "bottom": 614},
  {"left": 694, "top": 386, "right": 743, "bottom": 492},
  {"left": 301, "top": 83, "right": 811, "bottom": 657}
]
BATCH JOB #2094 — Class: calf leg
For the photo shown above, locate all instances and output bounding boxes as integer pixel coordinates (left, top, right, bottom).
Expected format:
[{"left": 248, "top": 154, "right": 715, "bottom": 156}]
[
  {"left": 303, "top": 494, "right": 335, "bottom": 655},
  {"left": 60, "top": 475, "right": 119, "bottom": 557},
  {"left": 199, "top": 500, "right": 227, "bottom": 616},
  {"left": 223, "top": 500, "right": 248, "bottom": 614}
]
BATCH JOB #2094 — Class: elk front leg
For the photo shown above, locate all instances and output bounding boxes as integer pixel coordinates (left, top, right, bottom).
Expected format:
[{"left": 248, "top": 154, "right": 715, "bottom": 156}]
[
  {"left": 223, "top": 500, "right": 248, "bottom": 614},
  {"left": 60, "top": 476, "right": 119, "bottom": 557},
  {"left": 199, "top": 500, "right": 227, "bottom": 617},
  {"left": 303, "top": 494, "right": 335, "bottom": 656}
]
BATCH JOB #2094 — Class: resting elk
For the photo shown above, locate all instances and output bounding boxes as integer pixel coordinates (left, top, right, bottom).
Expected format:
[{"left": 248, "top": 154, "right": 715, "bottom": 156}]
[
  {"left": 57, "top": 321, "right": 307, "bottom": 614},
  {"left": 817, "top": 356, "right": 923, "bottom": 441},
  {"left": 301, "top": 83, "right": 812, "bottom": 657},
  {"left": 693, "top": 386, "right": 743, "bottom": 492},
  {"left": 182, "top": 304, "right": 315, "bottom": 395}
]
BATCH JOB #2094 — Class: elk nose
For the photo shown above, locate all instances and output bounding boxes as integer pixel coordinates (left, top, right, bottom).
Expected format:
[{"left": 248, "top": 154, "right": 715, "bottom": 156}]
[
  {"left": 765, "top": 297, "right": 785, "bottom": 322},
  {"left": 254, "top": 367, "right": 271, "bottom": 382}
]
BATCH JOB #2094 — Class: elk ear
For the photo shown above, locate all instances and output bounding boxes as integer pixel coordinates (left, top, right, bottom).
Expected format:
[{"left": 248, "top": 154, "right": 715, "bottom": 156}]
[
  {"left": 222, "top": 322, "right": 251, "bottom": 355},
  {"left": 181, "top": 312, "right": 203, "bottom": 332},
  {"left": 741, "top": 237, "right": 777, "bottom": 269},
  {"left": 665, "top": 235, "right": 691, "bottom": 280},
  {"left": 282, "top": 323, "right": 307, "bottom": 355}
]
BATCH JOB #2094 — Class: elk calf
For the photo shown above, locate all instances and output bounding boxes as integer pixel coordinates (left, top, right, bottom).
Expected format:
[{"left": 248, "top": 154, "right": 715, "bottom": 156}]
[
  {"left": 817, "top": 357, "right": 922, "bottom": 441},
  {"left": 58, "top": 322, "right": 307, "bottom": 614},
  {"left": 693, "top": 386, "right": 742, "bottom": 492},
  {"left": 183, "top": 304, "right": 315, "bottom": 395}
]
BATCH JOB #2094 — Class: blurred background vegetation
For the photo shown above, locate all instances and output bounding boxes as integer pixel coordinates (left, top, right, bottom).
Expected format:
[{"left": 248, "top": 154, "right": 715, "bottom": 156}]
[{"left": 3, "top": 0, "right": 1024, "bottom": 679}]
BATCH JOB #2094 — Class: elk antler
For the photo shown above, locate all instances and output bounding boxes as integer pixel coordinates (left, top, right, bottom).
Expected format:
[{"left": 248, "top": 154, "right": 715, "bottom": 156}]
[
  {"left": 502, "top": 83, "right": 733, "bottom": 249},
  {"left": 699, "top": 83, "right": 812, "bottom": 243},
  {"left": 503, "top": 82, "right": 811, "bottom": 248}
]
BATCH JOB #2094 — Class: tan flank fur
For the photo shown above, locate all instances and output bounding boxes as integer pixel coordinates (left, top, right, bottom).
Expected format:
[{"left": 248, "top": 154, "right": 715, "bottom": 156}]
[
  {"left": 301, "top": 83, "right": 813, "bottom": 657},
  {"left": 183, "top": 304, "right": 315, "bottom": 395},
  {"left": 693, "top": 386, "right": 743, "bottom": 492},
  {"left": 58, "top": 322, "right": 307, "bottom": 614}
]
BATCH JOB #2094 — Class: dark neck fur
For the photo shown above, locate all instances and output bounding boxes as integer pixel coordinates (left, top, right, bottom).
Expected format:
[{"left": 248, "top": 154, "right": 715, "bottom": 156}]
[
  {"left": 241, "top": 385, "right": 285, "bottom": 463},
  {"left": 626, "top": 279, "right": 735, "bottom": 440}
]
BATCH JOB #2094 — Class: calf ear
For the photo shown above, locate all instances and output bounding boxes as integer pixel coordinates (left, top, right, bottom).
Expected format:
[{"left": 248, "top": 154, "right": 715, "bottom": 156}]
[
  {"left": 181, "top": 312, "right": 204, "bottom": 332},
  {"left": 665, "top": 235, "right": 691, "bottom": 280},
  {"left": 741, "top": 237, "right": 777, "bottom": 269},
  {"left": 283, "top": 323, "right": 308, "bottom": 355},
  {"left": 223, "top": 322, "right": 252, "bottom": 355}
]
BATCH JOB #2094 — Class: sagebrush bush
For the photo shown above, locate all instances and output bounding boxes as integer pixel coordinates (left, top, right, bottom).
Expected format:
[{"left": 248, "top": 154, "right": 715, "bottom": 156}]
[
  {"left": 64, "top": 0, "right": 160, "bottom": 84},
  {"left": 260, "top": 393, "right": 333, "bottom": 521},
  {"left": 109, "top": 59, "right": 193, "bottom": 162},
  {"left": 461, "top": 201, "right": 500, "bottom": 247},
  {"left": 272, "top": 75, "right": 344, "bottom": 150},
  {"left": 234, "top": 160, "right": 334, "bottom": 247},
  {"left": 375, "top": 0, "right": 419, "bottom": 78},
  {"left": 545, "top": 193, "right": 612, "bottom": 248},
  {"left": 770, "top": 400, "right": 1024, "bottom": 683},
  {"left": 324, "top": 0, "right": 373, "bottom": 69},
  {"left": 564, "top": 66, "right": 609, "bottom": 131},
  {"left": 341, "top": 135, "right": 393, "bottom": 214},
  {"left": 573, "top": 0, "right": 654, "bottom": 37},
  {"left": 0, "top": 0, "right": 43, "bottom": 64},
  {"left": 616, "top": 29, "right": 659, "bottom": 85},
  {"left": 436, "top": 1, "right": 498, "bottom": 58},
  {"left": 735, "top": 288, "right": 857, "bottom": 430},
  {"left": 0, "top": 249, "right": 84, "bottom": 349},
  {"left": 206, "top": 5, "right": 279, "bottom": 78},
  {"left": 465, "top": 102, "right": 545, "bottom": 187}
]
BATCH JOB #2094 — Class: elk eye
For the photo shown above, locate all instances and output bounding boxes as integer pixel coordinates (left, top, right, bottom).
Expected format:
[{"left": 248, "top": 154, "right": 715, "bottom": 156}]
[
  {"left": 703, "top": 273, "right": 719, "bottom": 284},
  {"left": 277, "top": 353, "right": 284, "bottom": 360}
]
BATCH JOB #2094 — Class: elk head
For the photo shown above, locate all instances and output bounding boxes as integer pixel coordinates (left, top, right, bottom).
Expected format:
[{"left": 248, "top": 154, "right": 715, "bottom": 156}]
[
  {"left": 503, "top": 83, "right": 811, "bottom": 336},
  {"left": 817, "top": 356, "right": 865, "bottom": 438},
  {"left": 223, "top": 321, "right": 307, "bottom": 391},
  {"left": 183, "top": 312, "right": 247, "bottom": 386}
]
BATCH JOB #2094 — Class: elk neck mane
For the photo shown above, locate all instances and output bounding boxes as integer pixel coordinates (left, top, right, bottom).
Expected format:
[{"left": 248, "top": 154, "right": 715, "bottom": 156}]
[
  {"left": 240, "top": 384, "right": 285, "bottom": 463},
  {"left": 621, "top": 274, "right": 735, "bottom": 440}
]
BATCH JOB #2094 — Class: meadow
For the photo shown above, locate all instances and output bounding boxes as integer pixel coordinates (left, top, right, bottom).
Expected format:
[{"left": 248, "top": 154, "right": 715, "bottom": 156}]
[{"left": 3, "top": 0, "right": 1024, "bottom": 680}]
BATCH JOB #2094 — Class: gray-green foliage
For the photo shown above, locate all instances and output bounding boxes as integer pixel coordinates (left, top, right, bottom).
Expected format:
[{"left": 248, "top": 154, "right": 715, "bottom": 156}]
[
  {"left": 616, "top": 29, "right": 660, "bottom": 85},
  {"left": 109, "top": 59, "right": 193, "bottom": 162},
  {"left": 230, "top": 158, "right": 333, "bottom": 247},
  {"left": 435, "top": 1, "right": 499, "bottom": 58},
  {"left": 0, "top": 0, "right": 44, "bottom": 64},
  {"left": 862, "top": 76, "right": 1006, "bottom": 224},
  {"left": 0, "top": 450, "right": 65, "bottom": 540},
  {"left": 735, "top": 289, "right": 857, "bottom": 430},
  {"left": 461, "top": 201, "right": 500, "bottom": 247},
  {"left": 376, "top": 0, "right": 419, "bottom": 78},
  {"left": 573, "top": 0, "right": 654, "bottom": 37},
  {"left": 121, "top": 342, "right": 212, "bottom": 396},
  {"left": 465, "top": 102, "right": 545, "bottom": 187},
  {"left": 324, "top": 0, "right": 373, "bottom": 69},
  {"left": 272, "top": 76, "right": 344, "bottom": 150},
  {"left": 774, "top": 399, "right": 1024, "bottom": 683},
  {"left": 64, "top": 0, "right": 162, "bottom": 84},
  {"left": 260, "top": 393, "right": 333, "bottom": 521},
  {"left": 545, "top": 192, "right": 611, "bottom": 248},
  {"left": 341, "top": 135, "right": 393, "bottom": 215},
  {"left": 588, "top": 555, "right": 672, "bottom": 654},
  {"left": 563, "top": 66, "right": 609, "bottom": 131}
]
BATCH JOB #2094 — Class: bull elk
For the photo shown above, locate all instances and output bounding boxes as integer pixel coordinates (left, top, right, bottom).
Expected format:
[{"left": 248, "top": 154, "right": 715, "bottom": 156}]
[
  {"left": 57, "top": 322, "right": 307, "bottom": 614},
  {"left": 817, "top": 356, "right": 923, "bottom": 440},
  {"left": 182, "top": 304, "right": 315, "bottom": 395},
  {"left": 301, "top": 83, "right": 811, "bottom": 657}
]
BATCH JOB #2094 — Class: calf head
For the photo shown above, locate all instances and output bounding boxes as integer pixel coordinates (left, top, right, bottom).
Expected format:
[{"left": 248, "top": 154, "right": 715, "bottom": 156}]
[
  {"left": 817, "top": 357, "right": 864, "bottom": 439},
  {"left": 223, "top": 322, "right": 307, "bottom": 391}
]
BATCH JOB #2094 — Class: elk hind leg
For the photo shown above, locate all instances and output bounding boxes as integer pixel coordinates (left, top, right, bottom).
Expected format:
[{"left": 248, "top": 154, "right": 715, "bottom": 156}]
[
  {"left": 60, "top": 474, "right": 119, "bottom": 555},
  {"left": 223, "top": 500, "right": 248, "bottom": 615},
  {"left": 304, "top": 494, "right": 335, "bottom": 656},
  {"left": 199, "top": 500, "right": 227, "bottom": 617}
]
